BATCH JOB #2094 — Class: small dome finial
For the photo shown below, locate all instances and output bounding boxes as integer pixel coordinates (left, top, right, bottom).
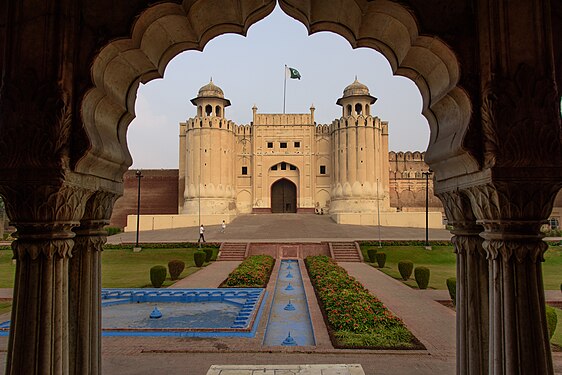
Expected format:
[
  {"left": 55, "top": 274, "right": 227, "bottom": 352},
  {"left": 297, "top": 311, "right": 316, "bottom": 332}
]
[{"left": 355, "top": 75, "right": 358, "bottom": 81}]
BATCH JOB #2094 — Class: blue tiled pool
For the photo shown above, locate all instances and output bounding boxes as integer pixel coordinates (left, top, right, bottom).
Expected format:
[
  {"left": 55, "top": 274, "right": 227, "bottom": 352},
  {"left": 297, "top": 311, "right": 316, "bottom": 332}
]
[{"left": 0, "top": 288, "right": 266, "bottom": 338}]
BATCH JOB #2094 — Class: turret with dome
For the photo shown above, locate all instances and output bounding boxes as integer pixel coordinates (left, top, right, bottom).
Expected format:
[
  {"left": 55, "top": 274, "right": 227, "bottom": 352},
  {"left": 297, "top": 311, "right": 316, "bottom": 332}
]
[
  {"left": 191, "top": 79, "right": 231, "bottom": 118},
  {"left": 337, "top": 77, "right": 377, "bottom": 117}
]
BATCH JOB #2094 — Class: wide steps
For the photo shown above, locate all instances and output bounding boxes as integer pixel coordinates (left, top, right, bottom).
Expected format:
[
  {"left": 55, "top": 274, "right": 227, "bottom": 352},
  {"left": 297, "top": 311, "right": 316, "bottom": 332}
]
[
  {"left": 330, "top": 242, "right": 362, "bottom": 262},
  {"left": 218, "top": 243, "right": 248, "bottom": 261}
]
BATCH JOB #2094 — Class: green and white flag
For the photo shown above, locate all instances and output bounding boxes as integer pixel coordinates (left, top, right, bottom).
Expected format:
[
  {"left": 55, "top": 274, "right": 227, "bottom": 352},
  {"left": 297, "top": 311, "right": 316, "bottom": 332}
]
[{"left": 286, "top": 66, "right": 301, "bottom": 80}]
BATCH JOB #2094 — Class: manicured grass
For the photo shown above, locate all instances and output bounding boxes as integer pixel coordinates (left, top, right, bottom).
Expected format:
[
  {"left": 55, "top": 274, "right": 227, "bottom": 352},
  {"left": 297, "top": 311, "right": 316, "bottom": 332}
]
[
  {"left": 0, "top": 247, "right": 218, "bottom": 288},
  {"left": 102, "top": 247, "right": 217, "bottom": 288},
  {"left": 362, "top": 245, "right": 456, "bottom": 290},
  {"left": 0, "top": 249, "right": 15, "bottom": 288},
  {"left": 552, "top": 307, "right": 562, "bottom": 348},
  {"left": 361, "top": 245, "right": 562, "bottom": 290},
  {"left": 0, "top": 301, "right": 11, "bottom": 315}
]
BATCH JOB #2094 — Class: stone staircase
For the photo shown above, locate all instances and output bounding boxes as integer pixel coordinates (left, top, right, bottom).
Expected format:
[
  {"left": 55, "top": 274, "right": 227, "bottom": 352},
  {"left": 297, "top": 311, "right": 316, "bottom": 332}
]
[
  {"left": 217, "top": 242, "right": 248, "bottom": 261},
  {"left": 329, "top": 241, "right": 363, "bottom": 262}
]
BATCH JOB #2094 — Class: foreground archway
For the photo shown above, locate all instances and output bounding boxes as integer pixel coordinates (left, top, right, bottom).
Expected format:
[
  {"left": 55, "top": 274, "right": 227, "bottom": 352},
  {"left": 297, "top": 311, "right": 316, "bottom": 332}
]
[{"left": 0, "top": 1, "right": 560, "bottom": 374}]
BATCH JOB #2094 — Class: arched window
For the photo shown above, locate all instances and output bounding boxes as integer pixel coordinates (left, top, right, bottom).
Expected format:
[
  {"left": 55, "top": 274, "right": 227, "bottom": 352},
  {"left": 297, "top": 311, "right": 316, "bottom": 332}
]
[
  {"left": 215, "top": 105, "right": 221, "bottom": 117},
  {"left": 346, "top": 104, "right": 352, "bottom": 116},
  {"left": 355, "top": 103, "right": 363, "bottom": 115},
  {"left": 205, "top": 104, "right": 212, "bottom": 116}
]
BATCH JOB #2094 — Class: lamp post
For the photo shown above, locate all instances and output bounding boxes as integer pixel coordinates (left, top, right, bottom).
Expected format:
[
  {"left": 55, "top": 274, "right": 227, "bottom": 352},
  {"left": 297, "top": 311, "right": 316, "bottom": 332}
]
[
  {"left": 134, "top": 170, "right": 143, "bottom": 251},
  {"left": 422, "top": 170, "right": 432, "bottom": 248}
]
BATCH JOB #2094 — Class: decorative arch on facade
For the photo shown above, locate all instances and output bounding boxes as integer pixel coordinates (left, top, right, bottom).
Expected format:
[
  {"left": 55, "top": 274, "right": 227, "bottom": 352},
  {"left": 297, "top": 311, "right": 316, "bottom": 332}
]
[
  {"left": 270, "top": 178, "right": 297, "bottom": 213},
  {"left": 315, "top": 189, "right": 330, "bottom": 212},
  {"left": 236, "top": 189, "right": 252, "bottom": 213}
]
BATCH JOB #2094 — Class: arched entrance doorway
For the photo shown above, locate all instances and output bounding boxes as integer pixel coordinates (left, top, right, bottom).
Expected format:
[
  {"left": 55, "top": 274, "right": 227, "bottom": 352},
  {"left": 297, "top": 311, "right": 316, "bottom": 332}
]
[{"left": 271, "top": 179, "right": 297, "bottom": 213}]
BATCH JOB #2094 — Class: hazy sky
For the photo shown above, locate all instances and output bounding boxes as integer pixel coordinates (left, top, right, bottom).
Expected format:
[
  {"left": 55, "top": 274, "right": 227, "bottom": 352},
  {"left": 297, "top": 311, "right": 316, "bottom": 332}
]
[{"left": 127, "top": 6, "right": 430, "bottom": 169}]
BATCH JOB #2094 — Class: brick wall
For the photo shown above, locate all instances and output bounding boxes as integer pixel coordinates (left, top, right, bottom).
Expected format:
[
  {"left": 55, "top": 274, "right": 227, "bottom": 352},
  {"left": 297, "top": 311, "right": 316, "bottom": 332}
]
[{"left": 109, "top": 170, "right": 179, "bottom": 228}]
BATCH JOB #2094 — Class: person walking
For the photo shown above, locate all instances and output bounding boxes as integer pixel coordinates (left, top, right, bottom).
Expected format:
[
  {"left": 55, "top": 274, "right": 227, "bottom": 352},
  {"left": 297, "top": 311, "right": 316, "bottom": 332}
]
[
  {"left": 221, "top": 220, "right": 226, "bottom": 233},
  {"left": 198, "top": 224, "right": 205, "bottom": 243}
]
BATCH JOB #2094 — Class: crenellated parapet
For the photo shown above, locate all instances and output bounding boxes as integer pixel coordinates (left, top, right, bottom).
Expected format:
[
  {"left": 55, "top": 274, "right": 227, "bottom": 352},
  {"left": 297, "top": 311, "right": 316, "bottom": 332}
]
[
  {"left": 184, "top": 116, "right": 236, "bottom": 132},
  {"left": 235, "top": 123, "right": 253, "bottom": 135},
  {"left": 315, "top": 123, "right": 330, "bottom": 135},
  {"left": 254, "top": 113, "right": 313, "bottom": 126},
  {"left": 329, "top": 114, "right": 386, "bottom": 133}
]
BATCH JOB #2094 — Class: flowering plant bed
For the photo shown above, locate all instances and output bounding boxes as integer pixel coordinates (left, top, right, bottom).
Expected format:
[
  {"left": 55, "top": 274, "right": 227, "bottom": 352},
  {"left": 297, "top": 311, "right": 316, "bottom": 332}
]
[
  {"left": 305, "top": 255, "right": 423, "bottom": 349},
  {"left": 221, "top": 255, "right": 275, "bottom": 288}
]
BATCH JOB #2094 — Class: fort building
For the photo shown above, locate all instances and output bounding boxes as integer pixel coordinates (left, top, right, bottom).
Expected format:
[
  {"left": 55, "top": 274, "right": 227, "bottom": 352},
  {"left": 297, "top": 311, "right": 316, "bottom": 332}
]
[{"left": 120, "top": 79, "right": 443, "bottom": 231}]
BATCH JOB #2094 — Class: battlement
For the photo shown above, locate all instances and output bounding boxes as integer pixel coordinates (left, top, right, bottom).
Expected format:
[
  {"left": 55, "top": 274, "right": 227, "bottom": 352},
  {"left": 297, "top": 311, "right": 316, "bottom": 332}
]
[
  {"left": 315, "top": 124, "right": 330, "bottom": 134},
  {"left": 329, "top": 115, "right": 386, "bottom": 132},
  {"left": 234, "top": 124, "right": 252, "bottom": 135},
  {"left": 185, "top": 116, "right": 236, "bottom": 131},
  {"left": 389, "top": 150, "right": 425, "bottom": 161},
  {"left": 254, "top": 113, "right": 313, "bottom": 126}
]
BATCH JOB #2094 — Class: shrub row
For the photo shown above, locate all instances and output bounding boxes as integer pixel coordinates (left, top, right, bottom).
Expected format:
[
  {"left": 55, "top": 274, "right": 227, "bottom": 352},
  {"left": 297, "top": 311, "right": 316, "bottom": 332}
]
[
  {"left": 150, "top": 265, "right": 167, "bottom": 288},
  {"left": 222, "top": 255, "right": 274, "bottom": 288},
  {"left": 305, "top": 255, "right": 408, "bottom": 335},
  {"left": 103, "top": 242, "right": 221, "bottom": 250},
  {"left": 395, "top": 260, "right": 431, "bottom": 290},
  {"left": 358, "top": 240, "right": 452, "bottom": 247}
]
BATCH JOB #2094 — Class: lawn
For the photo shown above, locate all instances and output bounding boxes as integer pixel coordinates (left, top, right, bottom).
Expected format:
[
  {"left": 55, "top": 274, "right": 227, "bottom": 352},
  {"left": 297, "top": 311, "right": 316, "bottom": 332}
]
[
  {"left": 101, "top": 247, "right": 217, "bottom": 288},
  {"left": 361, "top": 245, "right": 562, "bottom": 290},
  {"left": 0, "top": 247, "right": 218, "bottom": 289},
  {"left": 0, "top": 301, "right": 11, "bottom": 315}
]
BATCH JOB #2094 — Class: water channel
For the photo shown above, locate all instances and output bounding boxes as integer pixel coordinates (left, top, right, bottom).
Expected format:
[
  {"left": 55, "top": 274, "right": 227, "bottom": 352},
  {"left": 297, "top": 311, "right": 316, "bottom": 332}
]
[{"left": 262, "top": 259, "right": 315, "bottom": 346}]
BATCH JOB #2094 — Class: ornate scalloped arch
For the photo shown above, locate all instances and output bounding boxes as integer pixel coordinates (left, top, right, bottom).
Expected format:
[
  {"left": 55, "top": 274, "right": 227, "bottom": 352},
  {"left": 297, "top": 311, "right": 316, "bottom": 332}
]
[{"left": 78, "top": 0, "right": 475, "bottom": 184}]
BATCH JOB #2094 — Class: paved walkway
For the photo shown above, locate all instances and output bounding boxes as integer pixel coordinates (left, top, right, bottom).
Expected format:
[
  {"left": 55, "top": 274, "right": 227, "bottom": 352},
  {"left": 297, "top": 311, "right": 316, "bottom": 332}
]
[
  {"left": 108, "top": 214, "right": 453, "bottom": 244},
  {"left": 169, "top": 261, "right": 241, "bottom": 288}
]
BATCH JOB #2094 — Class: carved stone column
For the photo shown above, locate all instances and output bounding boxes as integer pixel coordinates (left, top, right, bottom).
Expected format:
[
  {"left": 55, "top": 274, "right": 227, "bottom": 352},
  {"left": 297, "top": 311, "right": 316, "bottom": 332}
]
[
  {"left": 466, "top": 183, "right": 558, "bottom": 374},
  {"left": 69, "top": 191, "right": 117, "bottom": 375},
  {"left": 0, "top": 184, "right": 89, "bottom": 375},
  {"left": 440, "top": 191, "right": 488, "bottom": 375},
  {"left": 474, "top": 1, "right": 561, "bottom": 373}
]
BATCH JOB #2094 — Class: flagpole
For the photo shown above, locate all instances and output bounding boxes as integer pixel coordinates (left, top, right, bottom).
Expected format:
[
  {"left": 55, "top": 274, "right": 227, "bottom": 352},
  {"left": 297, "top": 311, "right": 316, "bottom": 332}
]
[{"left": 283, "top": 64, "right": 287, "bottom": 114}]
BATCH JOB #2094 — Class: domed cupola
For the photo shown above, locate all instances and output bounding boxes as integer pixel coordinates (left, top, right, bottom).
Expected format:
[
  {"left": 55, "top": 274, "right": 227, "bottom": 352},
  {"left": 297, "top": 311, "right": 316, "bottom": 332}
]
[
  {"left": 190, "top": 79, "right": 231, "bottom": 118},
  {"left": 197, "top": 80, "right": 225, "bottom": 99},
  {"left": 336, "top": 77, "right": 377, "bottom": 117}
]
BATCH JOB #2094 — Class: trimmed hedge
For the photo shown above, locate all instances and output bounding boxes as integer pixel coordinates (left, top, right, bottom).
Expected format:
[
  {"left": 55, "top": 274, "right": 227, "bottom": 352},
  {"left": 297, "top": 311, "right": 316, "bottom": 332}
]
[
  {"left": 414, "top": 267, "right": 430, "bottom": 289},
  {"left": 446, "top": 277, "right": 457, "bottom": 306},
  {"left": 358, "top": 240, "right": 452, "bottom": 247},
  {"left": 168, "top": 259, "right": 185, "bottom": 280},
  {"left": 376, "top": 253, "right": 386, "bottom": 268},
  {"left": 203, "top": 248, "right": 213, "bottom": 262},
  {"left": 103, "top": 242, "right": 221, "bottom": 250},
  {"left": 150, "top": 265, "right": 167, "bottom": 288},
  {"left": 546, "top": 305, "right": 558, "bottom": 340},
  {"left": 193, "top": 251, "right": 206, "bottom": 267},
  {"left": 222, "top": 255, "right": 275, "bottom": 288},
  {"left": 367, "top": 249, "right": 378, "bottom": 263},
  {"left": 305, "top": 255, "right": 419, "bottom": 349},
  {"left": 398, "top": 260, "right": 414, "bottom": 280}
]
